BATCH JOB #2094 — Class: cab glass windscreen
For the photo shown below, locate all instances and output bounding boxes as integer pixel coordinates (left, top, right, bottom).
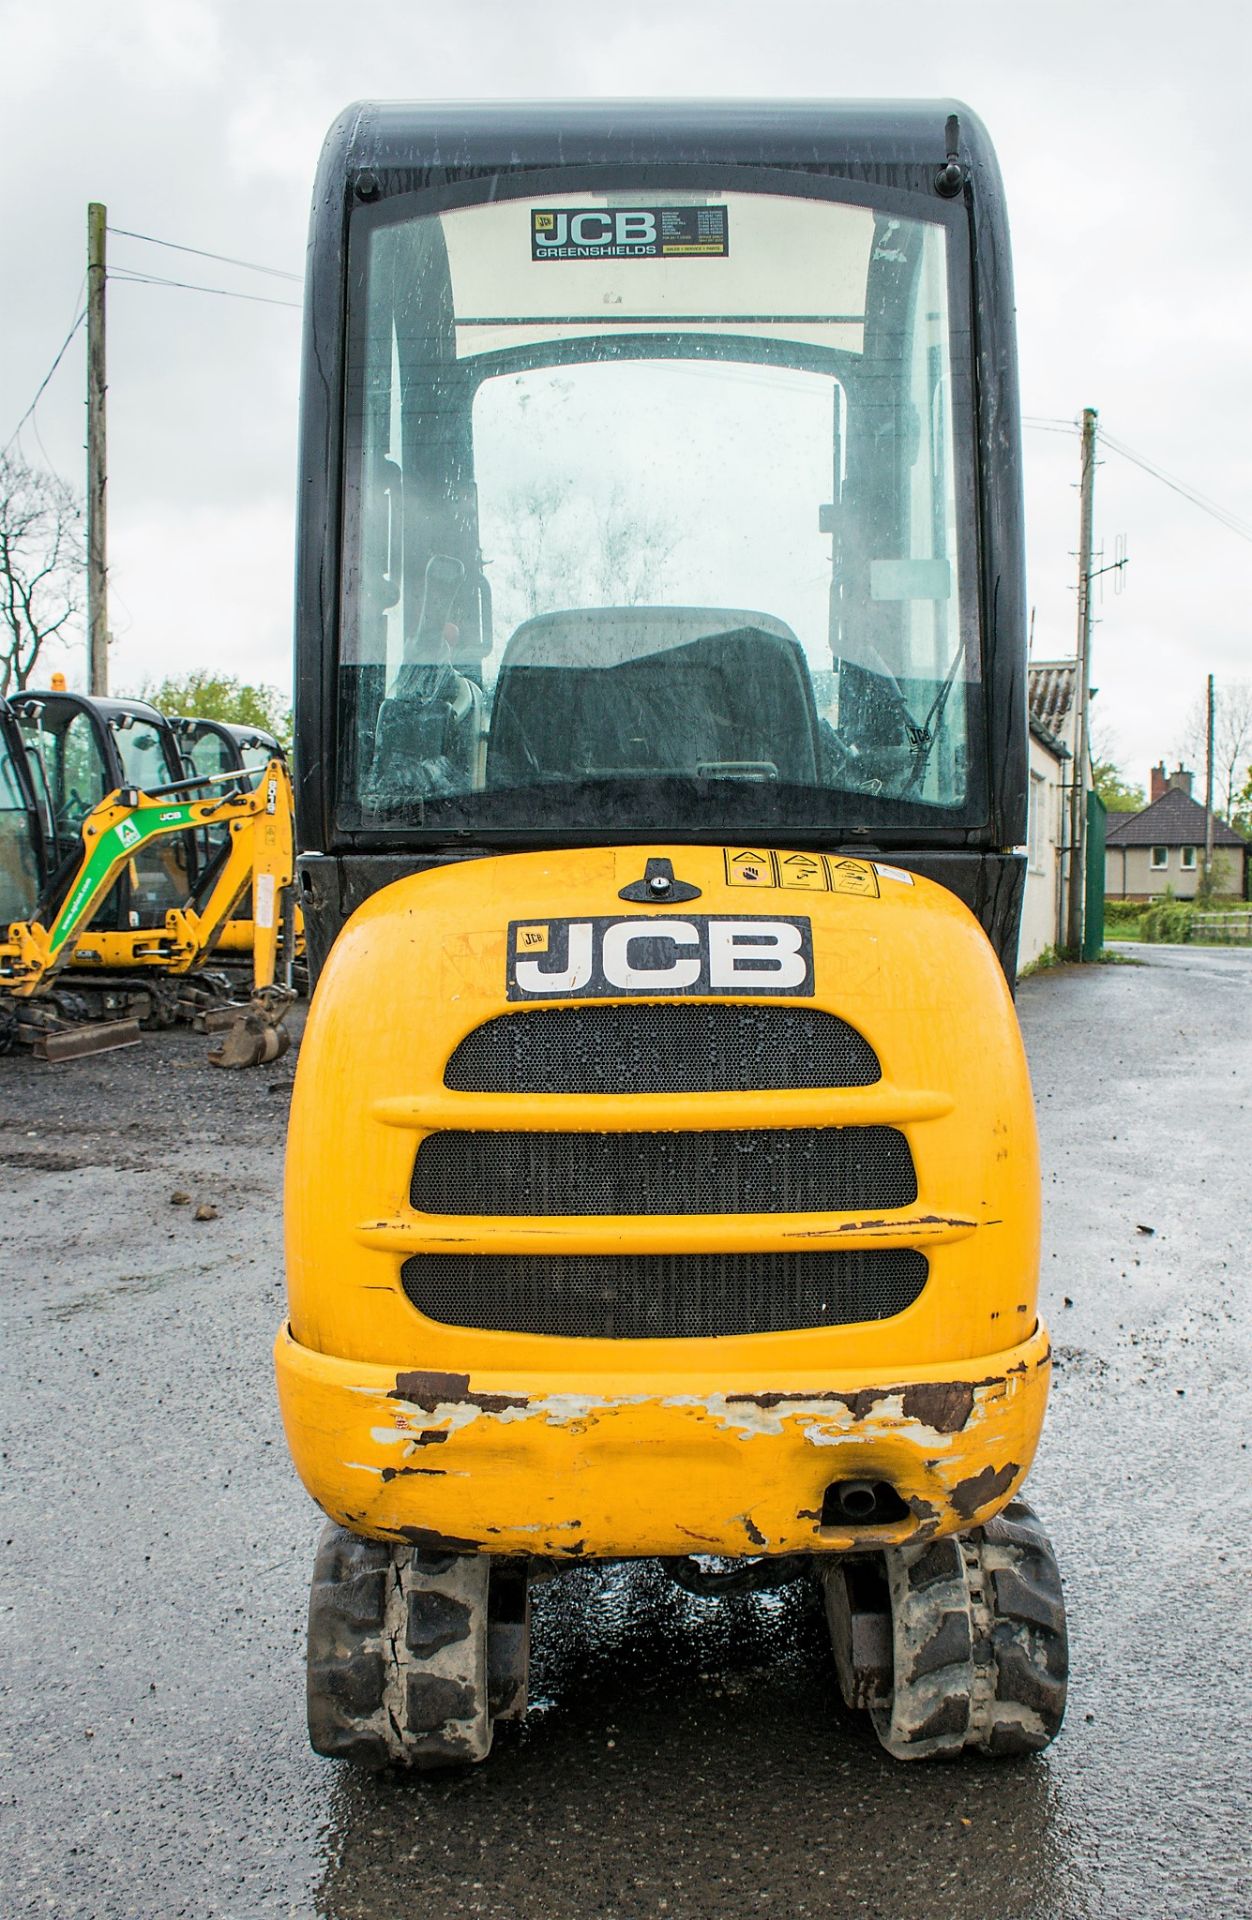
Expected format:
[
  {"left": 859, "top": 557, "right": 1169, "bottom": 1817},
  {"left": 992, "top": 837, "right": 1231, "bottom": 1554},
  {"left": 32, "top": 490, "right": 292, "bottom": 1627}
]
[
  {"left": 0, "top": 727, "right": 39, "bottom": 921},
  {"left": 337, "top": 179, "right": 982, "bottom": 836}
]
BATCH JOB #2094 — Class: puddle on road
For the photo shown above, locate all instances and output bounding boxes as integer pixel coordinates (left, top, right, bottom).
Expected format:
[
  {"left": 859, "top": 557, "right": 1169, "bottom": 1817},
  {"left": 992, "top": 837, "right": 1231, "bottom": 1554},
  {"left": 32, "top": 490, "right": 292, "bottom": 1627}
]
[{"left": 309, "top": 1560, "right": 1071, "bottom": 1920}]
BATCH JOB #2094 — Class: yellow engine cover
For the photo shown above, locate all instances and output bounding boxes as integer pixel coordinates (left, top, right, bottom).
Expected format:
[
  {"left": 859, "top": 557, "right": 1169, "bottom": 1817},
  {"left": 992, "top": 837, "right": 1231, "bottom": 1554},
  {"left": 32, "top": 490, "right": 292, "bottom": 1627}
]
[{"left": 277, "top": 845, "right": 1049, "bottom": 1559}]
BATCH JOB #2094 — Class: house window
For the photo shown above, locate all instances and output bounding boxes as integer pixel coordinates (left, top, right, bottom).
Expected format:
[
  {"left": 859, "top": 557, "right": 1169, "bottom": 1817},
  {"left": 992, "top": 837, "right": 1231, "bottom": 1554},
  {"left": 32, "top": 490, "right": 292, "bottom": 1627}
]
[
  {"left": 1028, "top": 770, "right": 1046, "bottom": 872},
  {"left": 1180, "top": 846, "right": 1196, "bottom": 870},
  {"left": 1151, "top": 846, "right": 1168, "bottom": 870}
]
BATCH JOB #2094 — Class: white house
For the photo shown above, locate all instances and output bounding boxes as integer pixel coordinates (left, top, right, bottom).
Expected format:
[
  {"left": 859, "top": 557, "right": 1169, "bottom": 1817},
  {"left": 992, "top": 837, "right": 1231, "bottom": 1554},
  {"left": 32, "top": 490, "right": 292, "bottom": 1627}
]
[{"left": 1020, "top": 660, "right": 1081, "bottom": 967}]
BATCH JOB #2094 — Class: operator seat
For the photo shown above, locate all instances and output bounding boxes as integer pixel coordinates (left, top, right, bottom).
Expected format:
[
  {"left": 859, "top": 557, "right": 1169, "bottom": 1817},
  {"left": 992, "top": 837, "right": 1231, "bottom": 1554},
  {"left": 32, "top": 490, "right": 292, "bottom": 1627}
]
[
  {"left": 486, "top": 607, "right": 821, "bottom": 788},
  {"left": 365, "top": 665, "right": 484, "bottom": 803}
]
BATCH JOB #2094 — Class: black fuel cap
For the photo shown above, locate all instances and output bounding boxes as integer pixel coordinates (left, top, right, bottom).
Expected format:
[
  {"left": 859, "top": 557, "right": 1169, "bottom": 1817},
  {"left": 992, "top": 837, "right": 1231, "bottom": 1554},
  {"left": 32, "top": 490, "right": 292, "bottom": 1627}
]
[{"left": 618, "top": 856, "right": 702, "bottom": 904}]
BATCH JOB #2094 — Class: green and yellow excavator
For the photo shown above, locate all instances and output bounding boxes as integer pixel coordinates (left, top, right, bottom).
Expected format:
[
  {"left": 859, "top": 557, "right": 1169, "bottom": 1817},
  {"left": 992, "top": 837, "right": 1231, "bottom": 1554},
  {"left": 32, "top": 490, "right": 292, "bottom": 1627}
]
[
  {"left": 169, "top": 715, "right": 305, "bottom": 970},
  {"left": 1, "top": 699, "right": 296, "bottom": 1062}
]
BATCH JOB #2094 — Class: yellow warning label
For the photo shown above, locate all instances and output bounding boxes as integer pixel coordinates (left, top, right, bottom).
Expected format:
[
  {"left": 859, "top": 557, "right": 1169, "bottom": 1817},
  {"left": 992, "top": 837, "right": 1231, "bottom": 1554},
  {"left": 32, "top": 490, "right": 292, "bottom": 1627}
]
[
  {"left": 827, "top": 858, "right": 880, "bottom": 899},
  {"left": 725, "top": 849, "right": 776, "bottom": 888},
  {"left": 777, "top": 852, "right": 828, "bottom": 892},
  {"left": 723, "top": 850, "right": 882, "bottom": 896},
  {"left": 515, "top": 923, "right": 550, "bottom": 952}
]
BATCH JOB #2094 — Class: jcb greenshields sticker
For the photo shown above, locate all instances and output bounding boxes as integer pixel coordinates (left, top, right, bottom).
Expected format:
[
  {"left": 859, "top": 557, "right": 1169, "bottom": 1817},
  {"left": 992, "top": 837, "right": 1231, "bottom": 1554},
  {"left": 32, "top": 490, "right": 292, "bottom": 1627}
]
[
  {"left": 507, "top": 915, "right": 812, "bottom": 1000},
  {"left": 531, "top": 206, "right": 729, "bottom": 262}
]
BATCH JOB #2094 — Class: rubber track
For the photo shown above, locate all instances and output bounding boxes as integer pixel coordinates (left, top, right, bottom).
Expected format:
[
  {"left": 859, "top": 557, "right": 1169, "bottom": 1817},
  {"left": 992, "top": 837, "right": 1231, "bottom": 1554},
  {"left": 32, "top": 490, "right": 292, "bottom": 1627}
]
[
  {"left": 873, "top": 1498, "right": 1068, "bottom": 1759},
  {"left": 306, "top": 1523, "right": 492, "bottom": 1769}
]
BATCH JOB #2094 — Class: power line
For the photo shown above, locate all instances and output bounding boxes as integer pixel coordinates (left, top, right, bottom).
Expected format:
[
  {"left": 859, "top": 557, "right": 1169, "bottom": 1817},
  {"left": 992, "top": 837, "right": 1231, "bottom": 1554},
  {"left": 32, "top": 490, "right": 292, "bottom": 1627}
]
[
  {"left": 2, "top": 306, "right": 87, "bottom": 457},
  {"left": 1097, "top": 427, "right": 1252, "bottom": 546},
  {"left": 107, "top": 225, "right": 301, "bottom": 283},
  {"left": 108, "top": 268, "right": 301, "bottom": 311},
  {"left": 1025, "top": 414, "right": 1252, "bottom": 545},
  {"left": 29, "top": 403, "right": 58, "bottom": 474},
  {"left": 2, "top": 245, "right": 300, "bottom": 458}
]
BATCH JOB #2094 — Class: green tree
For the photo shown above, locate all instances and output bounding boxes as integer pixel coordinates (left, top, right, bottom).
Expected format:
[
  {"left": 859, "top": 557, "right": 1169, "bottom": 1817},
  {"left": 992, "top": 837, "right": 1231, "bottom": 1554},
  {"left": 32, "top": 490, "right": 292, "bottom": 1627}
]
[
  {"left": 1092, "top": 759, "right": 1145, "bottom": 813},
  {"left": 1233, "top": 765, "right": 1252, "bottom": 839},
  {"left": 135, "top": 670, "right": 292, "bottom": 751}
]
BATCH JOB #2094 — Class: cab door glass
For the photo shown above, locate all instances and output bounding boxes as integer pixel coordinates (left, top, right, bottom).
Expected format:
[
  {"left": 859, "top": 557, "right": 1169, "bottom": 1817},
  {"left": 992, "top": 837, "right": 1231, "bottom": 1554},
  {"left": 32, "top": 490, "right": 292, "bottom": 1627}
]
[
  {"left": 0, "top": 732, "right": 39, "bottom": 921},
  {"left": 184, "top": 728, "right": 236, "bottom": 868},
  {"left": 110, "top": 719, "right": 194, "bottom": 920},
  {"left": 186, "top": 730, "right": 235, "bottom": 781},
  {"left": 111, "top": 721, "right": 180, "bottom": 791},
  {"left": 22, "top": 711, "right": 109, "bottom": 861}
]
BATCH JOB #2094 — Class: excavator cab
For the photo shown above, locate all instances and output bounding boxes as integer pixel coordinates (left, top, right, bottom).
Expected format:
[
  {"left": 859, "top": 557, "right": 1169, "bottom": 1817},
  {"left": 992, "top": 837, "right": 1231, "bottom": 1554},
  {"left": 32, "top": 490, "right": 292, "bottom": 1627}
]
[
  {"left": 0, "top": 695, "right": 43, "bottom": 931},
  {"left": 170, "top": 717, "right": 291, "bottom": 961},
  {"left": 172, "top": 716, "right": 282, "bottom": 789},
  {"left": 278, "top": 101, "right": 1066, "bottom": 1771},
  {"left": 18, "top": 691, "right": 199, "bottom": 931},
  {"left": 172, "top": 714, "right": 282, "bottom": 879}
]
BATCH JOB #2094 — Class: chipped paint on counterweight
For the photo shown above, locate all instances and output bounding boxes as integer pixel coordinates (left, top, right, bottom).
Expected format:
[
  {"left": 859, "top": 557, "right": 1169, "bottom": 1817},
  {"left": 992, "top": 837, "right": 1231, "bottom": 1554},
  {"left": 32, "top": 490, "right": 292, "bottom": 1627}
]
[{"left": 276, "top": 1320, "right": 1051, "bottom": 1559}]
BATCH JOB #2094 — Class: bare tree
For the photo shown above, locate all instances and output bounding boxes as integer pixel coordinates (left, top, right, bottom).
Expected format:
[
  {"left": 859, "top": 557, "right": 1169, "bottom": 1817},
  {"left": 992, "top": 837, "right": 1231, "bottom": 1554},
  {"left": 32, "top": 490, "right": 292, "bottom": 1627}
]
[
  {"left": 1176, "top": 679, "right": 1252, "bottom": 821},
  {"left": 590, "top": 486, "right": 682, "bottom": 609},
  {"left": 1089, "top": 722, "right": 1146, "bottom": 811},
  {"left": 489, "top": 481, "right": 683, "bottom": 636},
  {"left": 493, "top": 481, "right": 577, "bottom": 622},
  {"left": 0, "top": 454, "right": 84, "bottom": 696}
]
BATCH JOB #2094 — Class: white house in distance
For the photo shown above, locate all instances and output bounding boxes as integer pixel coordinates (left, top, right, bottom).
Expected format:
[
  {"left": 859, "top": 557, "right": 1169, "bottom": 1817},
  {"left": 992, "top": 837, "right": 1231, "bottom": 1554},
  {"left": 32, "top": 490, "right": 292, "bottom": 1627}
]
[
  {"left": 1019, "top": 661, "right": 1077, "bottom": 967},
  {"left": 1105, "top": 764, "right": 1248, "bottom": 900}
]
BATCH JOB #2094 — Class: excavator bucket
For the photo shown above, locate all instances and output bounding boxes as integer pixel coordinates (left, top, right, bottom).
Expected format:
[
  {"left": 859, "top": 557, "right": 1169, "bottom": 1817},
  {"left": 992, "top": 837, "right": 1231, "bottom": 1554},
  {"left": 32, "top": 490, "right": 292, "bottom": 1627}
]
[{"left": 207, "top": 986, "right": 296, "bottom": 1070}]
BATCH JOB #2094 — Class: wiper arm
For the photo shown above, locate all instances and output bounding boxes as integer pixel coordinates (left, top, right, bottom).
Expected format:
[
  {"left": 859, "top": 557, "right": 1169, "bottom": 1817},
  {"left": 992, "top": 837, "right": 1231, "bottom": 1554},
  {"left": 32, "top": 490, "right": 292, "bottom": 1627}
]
[{"left": 901, "top": 638, "right": 967, "bottom": 796}]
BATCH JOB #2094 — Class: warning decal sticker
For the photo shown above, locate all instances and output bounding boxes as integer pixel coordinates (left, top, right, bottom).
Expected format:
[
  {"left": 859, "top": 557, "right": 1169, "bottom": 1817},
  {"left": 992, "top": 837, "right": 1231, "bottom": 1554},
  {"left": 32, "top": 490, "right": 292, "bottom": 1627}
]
[
  {"left": 776, "top": 852, "right": 827, "bottom": 893},
  {"left": 827, "top": 858, "right": 881, "bottom": 899},
  {"left": 531, "top": 206, "right": 729, "bottom": 262},
  {"left": 723, "top": 851, "right": 881, "bottom": 898},
  {"left": 725, "top": 848, "right": 775, "bottom": 889}
]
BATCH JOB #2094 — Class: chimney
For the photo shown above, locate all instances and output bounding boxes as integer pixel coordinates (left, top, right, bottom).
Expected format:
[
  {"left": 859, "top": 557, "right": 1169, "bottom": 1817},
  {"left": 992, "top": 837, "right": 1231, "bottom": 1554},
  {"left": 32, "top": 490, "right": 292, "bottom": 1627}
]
[
  {"left": 1150, "top": 762, "right": 1168, "bottom": 802},
  {"left": 1168, "top": 765, "right": 1194, "bottom": 798}
]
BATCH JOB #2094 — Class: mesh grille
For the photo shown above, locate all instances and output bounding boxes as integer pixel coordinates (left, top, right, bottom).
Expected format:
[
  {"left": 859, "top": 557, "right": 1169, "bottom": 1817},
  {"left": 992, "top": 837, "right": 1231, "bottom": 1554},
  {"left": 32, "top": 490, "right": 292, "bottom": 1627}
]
[
  {"left": 411, "top": 1126, "right": 916, "bottom": 1216},
  {"left": 400, "top": 1248, "right": 928, "bottom": 1339},
  {"left": 444, "top": 1003, "right": 880, "bottom": 1093}
]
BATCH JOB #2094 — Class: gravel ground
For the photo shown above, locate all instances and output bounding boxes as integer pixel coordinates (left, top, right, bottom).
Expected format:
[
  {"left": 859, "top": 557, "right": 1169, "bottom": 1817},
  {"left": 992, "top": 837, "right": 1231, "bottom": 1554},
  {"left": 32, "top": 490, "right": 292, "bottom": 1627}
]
[{"left": 1, "top": 949, "right": 1249, "bottom": 1920}]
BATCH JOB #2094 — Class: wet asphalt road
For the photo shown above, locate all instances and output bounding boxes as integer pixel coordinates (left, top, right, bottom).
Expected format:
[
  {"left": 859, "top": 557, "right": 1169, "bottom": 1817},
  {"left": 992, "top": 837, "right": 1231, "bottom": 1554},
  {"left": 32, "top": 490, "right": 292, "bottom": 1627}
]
[{"left": 2, "top": 945, "right": 1250, "bottom": 1920}]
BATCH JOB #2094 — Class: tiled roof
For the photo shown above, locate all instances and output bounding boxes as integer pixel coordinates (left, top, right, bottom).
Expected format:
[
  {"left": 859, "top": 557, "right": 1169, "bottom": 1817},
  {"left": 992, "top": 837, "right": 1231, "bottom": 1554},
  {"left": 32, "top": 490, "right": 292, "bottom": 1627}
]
[
  {"left": 1104, "top": 785, "right": 1246, "bottom": 848},
  {"left": 1029, "top": 714, "right": 1068, "bottom": 757},
  {"left": 1028, "top": 661, "right": 1076, "bottom": 736}
]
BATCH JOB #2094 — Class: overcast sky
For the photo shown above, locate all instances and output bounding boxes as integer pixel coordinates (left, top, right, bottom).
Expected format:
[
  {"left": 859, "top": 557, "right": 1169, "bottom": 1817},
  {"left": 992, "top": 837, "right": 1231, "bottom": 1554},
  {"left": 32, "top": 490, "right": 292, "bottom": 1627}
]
[{"left": 2, "top": 0, "right": 1249, "bottom": 788}]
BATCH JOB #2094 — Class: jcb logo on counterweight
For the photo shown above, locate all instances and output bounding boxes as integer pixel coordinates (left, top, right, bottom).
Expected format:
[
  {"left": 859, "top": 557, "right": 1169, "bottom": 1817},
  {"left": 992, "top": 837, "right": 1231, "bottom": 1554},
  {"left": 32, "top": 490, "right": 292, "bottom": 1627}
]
[{"left": 506, "top": 915, "right": 813, "bottom": 1001}]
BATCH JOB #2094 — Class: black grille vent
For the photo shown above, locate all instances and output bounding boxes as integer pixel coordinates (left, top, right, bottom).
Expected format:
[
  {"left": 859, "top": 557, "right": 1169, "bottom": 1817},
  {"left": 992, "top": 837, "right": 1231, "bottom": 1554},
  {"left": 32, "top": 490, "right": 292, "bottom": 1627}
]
[
  {"left": 444, "top": 1004, "right": 879, "bottom": 1094},
  {"left": 411, "top": 1126, "right": 916, "bottom": 1216},
  {"left": 400, "top": 1249, "right": 928, "bottom": 1340}
]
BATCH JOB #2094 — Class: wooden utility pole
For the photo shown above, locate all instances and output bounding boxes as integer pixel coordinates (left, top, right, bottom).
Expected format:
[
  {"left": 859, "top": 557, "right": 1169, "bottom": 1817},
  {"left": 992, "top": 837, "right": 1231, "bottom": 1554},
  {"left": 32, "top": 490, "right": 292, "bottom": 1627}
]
[
  {"left": 87, "top": 202, "right": 108, "bottom": 695},
  {"left": 1065, "top": 406, "right": 1098, "bottom": 956},
  {"left": 1204, "top": 672, "right": 1216, "bottom": 891}
]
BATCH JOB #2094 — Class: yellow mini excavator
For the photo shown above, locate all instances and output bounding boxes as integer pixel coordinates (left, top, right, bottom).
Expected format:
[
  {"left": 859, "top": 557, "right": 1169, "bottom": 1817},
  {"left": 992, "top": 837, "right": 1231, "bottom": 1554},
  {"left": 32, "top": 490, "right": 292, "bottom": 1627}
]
[
  {"left": 170, "top": 715, "right": 305, "bottom": 971},
  {"left": 0, "top": 747, "right": 296, "bottom": 1063},
  {"left": 276, "top": 100, "right": 1068, "bottom": 1768}
]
